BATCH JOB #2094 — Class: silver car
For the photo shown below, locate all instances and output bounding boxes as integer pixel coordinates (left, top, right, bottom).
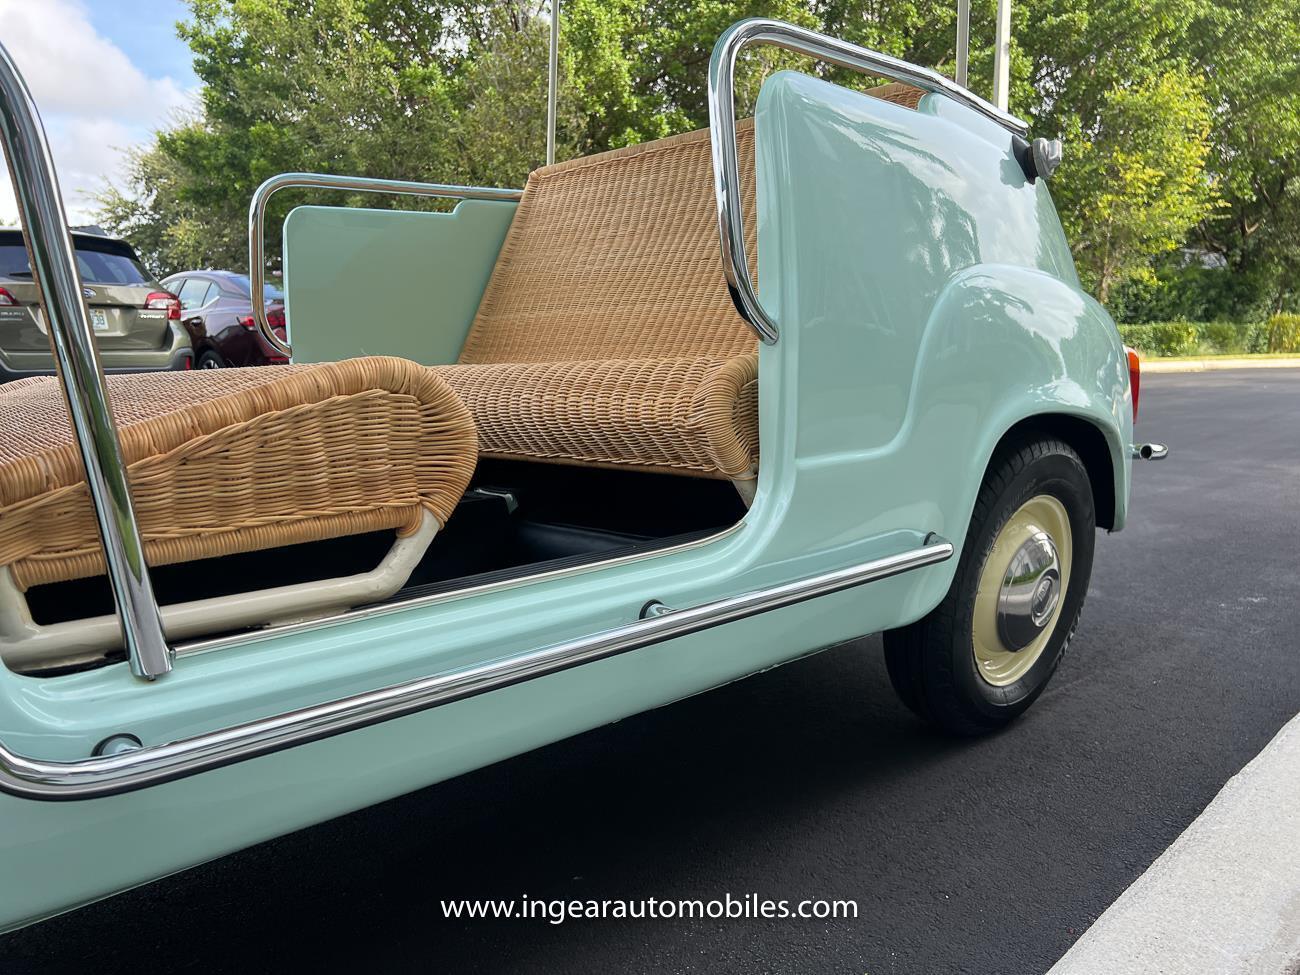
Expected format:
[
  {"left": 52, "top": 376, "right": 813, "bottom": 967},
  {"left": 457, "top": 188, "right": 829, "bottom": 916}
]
[{"left": 0, "top": 228, "right": 193, "bottom": 382}]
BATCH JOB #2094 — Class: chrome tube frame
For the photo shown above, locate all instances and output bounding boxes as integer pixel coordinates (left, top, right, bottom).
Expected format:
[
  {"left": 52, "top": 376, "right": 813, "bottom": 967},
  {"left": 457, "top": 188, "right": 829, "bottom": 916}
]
[
  {"left": 992, "top": 0, "right": 1012, "bottom": 111},
  {"left": 0, "top": 43, "right": 171, "bottom": 680},
  {"left": 248, "top": 173, "right": 524, "bottom": 357},
  {"left": 546, "top": 0, "right": 560, "bottom": 166},
  {"left": 955, "top": 0, "right": 971, "bottom": 88},
  {"left": 0, "top": 535, "right": 952, "bottom": 799},
  {"left": 706, "top": 18, "right": 1031, "bottom": 344}
]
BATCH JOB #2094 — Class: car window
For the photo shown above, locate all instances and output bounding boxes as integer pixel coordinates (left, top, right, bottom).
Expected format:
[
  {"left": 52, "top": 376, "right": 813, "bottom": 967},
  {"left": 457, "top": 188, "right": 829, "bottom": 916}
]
[
  {"left": 74, "top": 250, "right": 152, "bottom": 286},
  {"left": 0, "top": 243, "right": 29, "bottom": 279},
  {"left": 177, "top": 278, "right": 210, "bottom": 310},
  {"left": 0, "top": 236, "right": 154, "bottom": 285},
  {"left": 201, "top": 283, "right": 219, "bottom": 306},
  {"left": 227, "top": 273, "right": 284, "bottom": 301},
  {"left": 164, "top": 276, "right": 186, "bottom": 296}
]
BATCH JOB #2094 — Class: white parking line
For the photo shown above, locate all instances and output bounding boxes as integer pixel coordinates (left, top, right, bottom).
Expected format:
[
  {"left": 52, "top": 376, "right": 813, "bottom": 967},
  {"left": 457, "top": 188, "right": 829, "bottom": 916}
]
[{"left": 1049, "top": 714, "right": 1300, "bottom": 975}]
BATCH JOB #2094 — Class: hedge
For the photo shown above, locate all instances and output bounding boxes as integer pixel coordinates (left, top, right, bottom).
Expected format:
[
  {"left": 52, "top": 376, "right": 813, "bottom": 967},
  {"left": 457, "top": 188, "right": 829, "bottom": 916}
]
[{"left": 1118, "top": 315, "right": 1300, "bottom": 357}]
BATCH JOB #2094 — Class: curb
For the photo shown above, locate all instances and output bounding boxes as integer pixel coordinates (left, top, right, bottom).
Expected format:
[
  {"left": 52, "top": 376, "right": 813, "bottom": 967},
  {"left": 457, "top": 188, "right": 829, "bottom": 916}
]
[
  {"left": 1047, "top": 713, "right": 1300, "bottom": 975},
  {"left": 1142, "top": 357, "right": 1300, "bottom": 373}
]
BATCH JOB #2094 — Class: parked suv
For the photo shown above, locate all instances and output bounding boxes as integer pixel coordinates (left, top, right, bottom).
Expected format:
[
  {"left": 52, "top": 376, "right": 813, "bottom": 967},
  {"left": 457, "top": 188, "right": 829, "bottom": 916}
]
[
  {"left": 0, "top": 228, "right": 192, "bottom": 383},
  {"left": 161, "top": 270, "right": 288, "bottom": 369}
]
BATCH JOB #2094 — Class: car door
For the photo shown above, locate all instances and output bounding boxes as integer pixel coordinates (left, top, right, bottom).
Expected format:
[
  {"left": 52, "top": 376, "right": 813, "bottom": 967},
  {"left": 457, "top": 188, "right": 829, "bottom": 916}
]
[{"left": 177, "top": 277, "right": 217, "bottom": 357}]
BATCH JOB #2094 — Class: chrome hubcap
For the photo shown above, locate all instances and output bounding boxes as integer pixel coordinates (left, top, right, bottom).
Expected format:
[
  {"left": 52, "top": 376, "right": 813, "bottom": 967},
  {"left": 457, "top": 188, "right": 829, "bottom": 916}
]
[
  {"left": 972, "top": 495, "right": 1073, "bottom": 687},
  {"left": 995, "top": 531, "right": 1061, "bottom": 651}
]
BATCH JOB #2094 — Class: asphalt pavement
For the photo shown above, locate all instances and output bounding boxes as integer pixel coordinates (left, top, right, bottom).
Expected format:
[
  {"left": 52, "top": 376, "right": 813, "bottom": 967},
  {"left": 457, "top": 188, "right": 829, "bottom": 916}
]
[{"left": 3, "top": 369, "right": 1299, "bottom": 975}]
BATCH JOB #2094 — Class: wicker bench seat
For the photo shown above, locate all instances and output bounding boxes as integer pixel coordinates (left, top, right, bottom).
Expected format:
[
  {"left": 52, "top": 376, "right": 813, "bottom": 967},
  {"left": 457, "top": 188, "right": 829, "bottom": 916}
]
[
  {"left": 433, "top": 82, "right": 923, "bottom": 483},
  {"left": 433, "top": 122, "right": 762, "bottom": 482},
  {"left": 439, "top": 354, "right": 757, "bottom": 478},
  {"left": 0, "top": 356, "right": 476, "bottom": 667}
]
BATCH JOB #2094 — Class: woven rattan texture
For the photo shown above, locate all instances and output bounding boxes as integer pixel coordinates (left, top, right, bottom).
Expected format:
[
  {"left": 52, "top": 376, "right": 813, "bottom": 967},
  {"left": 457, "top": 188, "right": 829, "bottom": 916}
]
[
  {"left": 445, "top": 86, "right": 919, "bottom": 478},
  {"left": 0, "top": 357, "right": 477, "bottom": 588},
  {"left": 440, "top": 355, "right": 758, "bottom": 478},
  {"left": 459, "top": 120, "right": 759, "bottom": 365},
  {"left": 442, "top": 121, "right": 757, "bottom": 478},
  {"left": 867, "top": 82, "right": 926, "bottom": 109}
]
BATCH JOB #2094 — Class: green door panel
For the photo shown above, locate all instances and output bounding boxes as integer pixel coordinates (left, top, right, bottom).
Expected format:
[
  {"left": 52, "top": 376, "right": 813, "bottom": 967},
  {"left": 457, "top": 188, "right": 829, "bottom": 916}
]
[
  {"left": 0, "top": 556, "right": 931, "bottom": 932},
  {"left": 282, "top": 199, "right": 517, "bottom": 365},
  {"left": 0, "top": 71, "right": 1131, "bottom": 931},
  {"left": 750, "top": 70, "right": 1130, "bottom": 568}
]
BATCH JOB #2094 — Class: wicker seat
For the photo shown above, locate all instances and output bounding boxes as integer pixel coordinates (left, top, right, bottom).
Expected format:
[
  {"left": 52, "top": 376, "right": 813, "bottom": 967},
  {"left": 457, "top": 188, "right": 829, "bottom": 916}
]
[
  {"left": 437, "top": 82, "right": 923, "bottom": 481},
  {"left": 0, "top": 356, "right": 476, "bottom": 667},
  {"left": 0, "top": 356, "right": 476, "bottom": 588},
  {"left": 434, "top": 120, "right": 761, "bottom": 481}
]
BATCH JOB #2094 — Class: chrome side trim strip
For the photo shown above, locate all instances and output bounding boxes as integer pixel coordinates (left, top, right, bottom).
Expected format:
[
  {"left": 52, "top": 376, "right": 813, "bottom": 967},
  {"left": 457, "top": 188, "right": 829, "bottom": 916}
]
[
  {"left": 248, "top": 173, "right": 524, "bottom": 357},
  {"left": 706, "top": 18, "right": 1031, "bottom": 344},
  {"left": 0, "top": 43, "right": 171, "bottom": 680},
  {"left": 0, "top": 535, "right": 952, "bottom": 800}
]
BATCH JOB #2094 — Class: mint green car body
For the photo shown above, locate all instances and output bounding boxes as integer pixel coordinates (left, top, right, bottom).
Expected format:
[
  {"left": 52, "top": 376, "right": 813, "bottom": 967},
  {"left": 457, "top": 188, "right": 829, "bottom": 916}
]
[{"left": 0, "top": 70, "right": 1132, "bottom": 932}]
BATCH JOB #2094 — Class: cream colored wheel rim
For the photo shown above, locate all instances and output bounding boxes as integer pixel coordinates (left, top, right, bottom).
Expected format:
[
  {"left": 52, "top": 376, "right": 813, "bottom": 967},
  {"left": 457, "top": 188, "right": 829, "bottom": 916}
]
[{"left": 972, "top": 495, "right": 1072, "bottom": 687}]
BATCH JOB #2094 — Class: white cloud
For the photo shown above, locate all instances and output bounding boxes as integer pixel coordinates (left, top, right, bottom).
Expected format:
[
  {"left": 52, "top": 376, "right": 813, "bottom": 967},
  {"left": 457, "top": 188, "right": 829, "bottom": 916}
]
[{"left": 0, "top": 0, "right": 196, "bottom": 224}]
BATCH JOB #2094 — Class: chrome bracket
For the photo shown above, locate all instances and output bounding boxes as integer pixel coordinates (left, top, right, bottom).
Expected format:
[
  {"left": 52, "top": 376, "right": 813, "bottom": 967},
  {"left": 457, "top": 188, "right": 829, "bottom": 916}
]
[{"left": 639, "top": 600, "right": 675, "bottom": 620}]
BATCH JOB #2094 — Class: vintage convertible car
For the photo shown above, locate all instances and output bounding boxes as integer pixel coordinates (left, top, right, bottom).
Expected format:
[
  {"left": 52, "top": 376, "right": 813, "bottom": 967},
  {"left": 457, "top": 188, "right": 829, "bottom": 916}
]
[{"left": 0, "top": 19, "right": 1163, "bottom": 932}]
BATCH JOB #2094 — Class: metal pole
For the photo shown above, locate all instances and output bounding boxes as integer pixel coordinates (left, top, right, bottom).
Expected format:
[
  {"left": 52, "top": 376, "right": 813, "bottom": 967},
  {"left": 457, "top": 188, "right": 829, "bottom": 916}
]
[
  {"left": 0, "top": 43, "right": 171, "bottom": 680},
  {"left": 992, "top": 0, "right": 1011, "bottom": 111},
  {"left": 955, "top": 0, "right": 970, "bottom": 88},
  {"left": 546, "top": 0, "right": 560, "bottom": 166}
]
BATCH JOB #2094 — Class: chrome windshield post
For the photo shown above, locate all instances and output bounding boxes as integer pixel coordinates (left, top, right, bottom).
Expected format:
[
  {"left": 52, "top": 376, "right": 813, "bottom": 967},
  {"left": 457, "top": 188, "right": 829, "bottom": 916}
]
[
  {"left": 248, "top": 173, "right": 524, "bottom": 359},
  {"left": 0, "top": 43, "right": 171, "bottom": 680},
  {"left": 706, "top": 18, "right": 1032, "bottom": 345}
]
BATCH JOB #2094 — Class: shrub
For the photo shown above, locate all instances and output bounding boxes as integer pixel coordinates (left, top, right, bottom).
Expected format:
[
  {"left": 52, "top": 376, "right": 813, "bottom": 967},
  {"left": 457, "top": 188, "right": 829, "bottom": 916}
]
[
  {"left": 1117, "top": 320, "right": 1282, "bottom": 357},
  {"left": 1265, "top": 314, "right": 1300, "bottom": 353},
  {"left": 1118, "top": 322, "right": 1201, "bottom": 357},
  {"left": 1198, "top": 321, "right": 1244, "bottom": 353},
  {"left": 1108, "top": 261, "right": 1278, "bottom": 325}
]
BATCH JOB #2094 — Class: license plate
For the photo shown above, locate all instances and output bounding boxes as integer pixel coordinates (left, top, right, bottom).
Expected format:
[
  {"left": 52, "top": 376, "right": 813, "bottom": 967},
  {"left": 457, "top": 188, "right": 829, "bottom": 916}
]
[{"left": 90, "top": 309, "right": 108, "bottom": 332}]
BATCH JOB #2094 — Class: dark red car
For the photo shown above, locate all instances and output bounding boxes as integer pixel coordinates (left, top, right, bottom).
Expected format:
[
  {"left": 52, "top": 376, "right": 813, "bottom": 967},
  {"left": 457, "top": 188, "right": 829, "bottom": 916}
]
[{"left": 161, "top": 269, "right": 288, "bottom": 368}]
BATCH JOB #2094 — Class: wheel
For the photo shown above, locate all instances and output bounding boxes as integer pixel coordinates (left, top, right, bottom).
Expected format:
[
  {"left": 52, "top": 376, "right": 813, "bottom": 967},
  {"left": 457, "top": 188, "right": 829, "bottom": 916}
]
[
  {"left": 883, "top": 436, "right": 1095, "bottom": 735},
  {"left": 197, "top": 350, "right": 226, "bottom": 369}
]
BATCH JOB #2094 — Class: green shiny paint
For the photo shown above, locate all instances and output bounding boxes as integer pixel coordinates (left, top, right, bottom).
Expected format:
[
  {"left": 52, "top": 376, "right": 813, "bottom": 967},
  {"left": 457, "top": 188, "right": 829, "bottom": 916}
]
[
  {"left": 282, "top": 199, "right": 517, "bottom": 364},
  {"left": 0, "top": 71, "right": 1130, "bottom": 932}
]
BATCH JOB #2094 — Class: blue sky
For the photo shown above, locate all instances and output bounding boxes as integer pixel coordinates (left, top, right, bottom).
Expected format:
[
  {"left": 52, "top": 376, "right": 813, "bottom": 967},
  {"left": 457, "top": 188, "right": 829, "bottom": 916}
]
[
  {"left": 0, "top": 0, "right": 198, "bottom": 223},
  {"left": 85, "top": 0, "right": 198, "bottom": 89}
]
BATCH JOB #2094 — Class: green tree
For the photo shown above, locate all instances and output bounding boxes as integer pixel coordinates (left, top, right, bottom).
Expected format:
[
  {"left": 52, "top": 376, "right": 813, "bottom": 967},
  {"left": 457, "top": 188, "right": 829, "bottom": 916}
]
[
  {"left": 1053, "top": 71, "right": 1217, "bottom": 301},
  {"left": 100, "top": 0, "right": 583, "bottom": 274},
  {"left": 98, "top": 0, "right": 1295, "bottom": 318},
  {"left": 1186, "top": 0, "right": 1300, "bottom": 313}
]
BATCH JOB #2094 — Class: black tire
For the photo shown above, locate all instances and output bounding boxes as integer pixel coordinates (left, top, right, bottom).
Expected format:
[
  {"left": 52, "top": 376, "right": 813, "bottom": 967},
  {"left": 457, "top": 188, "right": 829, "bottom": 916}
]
[
  {"left": 883, "top": 436, "right": 1095, "bottom": 736},
  {"left": 198, "top": 350, "right": 226, "bottom": 369}
]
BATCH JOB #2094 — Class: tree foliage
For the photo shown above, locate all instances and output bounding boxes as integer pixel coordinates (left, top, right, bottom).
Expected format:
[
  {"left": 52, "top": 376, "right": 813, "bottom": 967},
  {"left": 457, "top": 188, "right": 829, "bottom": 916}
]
[
  {"left": 1054, "top": 70, "right": 1216, "bottom": 301},
  {"left": 98, "top": 0, "right": 1299, "bottom": 317}
]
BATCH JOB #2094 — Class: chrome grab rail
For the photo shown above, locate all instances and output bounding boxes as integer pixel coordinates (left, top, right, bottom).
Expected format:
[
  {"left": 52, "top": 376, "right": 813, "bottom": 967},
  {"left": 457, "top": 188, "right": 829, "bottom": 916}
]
[
  {"left": 0, "top": 534, "right": 952, "bottom": 799},
  {"left": 706, "top": 18, "right": 1031, "bottom": 344},
  {"left": 248, "top": 173, "right": 524, "bottom": 357},
  {"left": 0, "top": 42, "right": 171, "bottom": 680}
]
